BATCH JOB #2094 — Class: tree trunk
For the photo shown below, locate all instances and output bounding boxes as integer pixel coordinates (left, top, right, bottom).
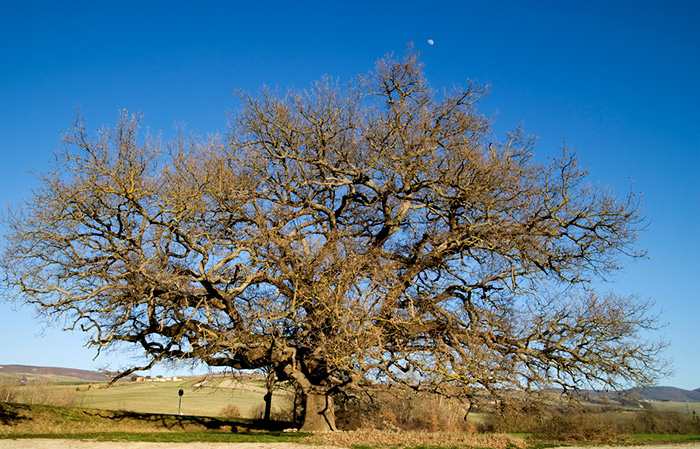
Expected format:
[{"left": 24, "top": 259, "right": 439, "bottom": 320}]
[
  {"left": 263, "top": 391, "right": 272, "bottom": 422},
  {"left": 263, "top": 368, "right": 276, "bottom": 422},
  {"left": 299, "top": 392, "right": 337, "bottom": 432}
]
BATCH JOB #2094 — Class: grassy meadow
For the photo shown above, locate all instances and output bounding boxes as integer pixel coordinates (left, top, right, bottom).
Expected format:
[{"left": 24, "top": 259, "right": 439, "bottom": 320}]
[
  {"left": 2, "top": 374, "right": 290, "bottom": 419},
  {"left": 0, "top": 401, "right": 533, "bottom": 449},
  {"left": 1, "top": 372, "right": 700, "bottom": 446},
  {"left": 650, "top": 399, "right": 700, "bottom": 415}
]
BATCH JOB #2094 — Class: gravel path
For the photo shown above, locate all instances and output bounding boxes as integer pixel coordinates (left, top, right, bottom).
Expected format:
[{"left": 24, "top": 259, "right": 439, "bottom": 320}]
[
  {"left": 0, "top": 442, "right": 337, "bottom": 449},
  {"left": 0, "top": 440, "right": 698, "bottom": 449},
  {"left": 553, "top": 445, "right": 700, "bottom": 449},
  {"left": 0, "top": 438, "right": 340, "bottom": 449},
  {"left": 552, "top": 445, "right": 700, "bottom": 449}
]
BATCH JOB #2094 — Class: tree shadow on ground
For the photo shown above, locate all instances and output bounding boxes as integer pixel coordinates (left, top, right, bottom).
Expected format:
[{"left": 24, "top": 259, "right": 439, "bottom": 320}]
[
  {"left": 88, "top": 409, "right": 293, "bottom": 433},
  {"left": 0, "top": 403, "right": 31, "bottom": 426}
]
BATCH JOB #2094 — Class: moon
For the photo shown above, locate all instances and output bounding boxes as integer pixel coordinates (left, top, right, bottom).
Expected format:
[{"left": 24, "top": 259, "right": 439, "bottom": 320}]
[{"left": 427, "top": 39, "right": 434, "bottom": 45}]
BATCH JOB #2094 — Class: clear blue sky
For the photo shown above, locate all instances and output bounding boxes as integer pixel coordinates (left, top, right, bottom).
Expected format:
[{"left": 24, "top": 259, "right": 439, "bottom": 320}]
[{"left": 1, "top": 1, "right": 698, "bottom": 389}]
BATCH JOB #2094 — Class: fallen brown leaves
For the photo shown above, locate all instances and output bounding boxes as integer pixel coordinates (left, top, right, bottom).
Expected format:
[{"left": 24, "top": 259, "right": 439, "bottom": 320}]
[{"left": 305, "top": 428, "right": 528, "bottom": 449}]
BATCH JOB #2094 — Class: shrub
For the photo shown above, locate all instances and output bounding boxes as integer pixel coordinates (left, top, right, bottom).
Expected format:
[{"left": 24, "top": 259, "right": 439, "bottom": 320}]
[
  {"left": 219, "top": 404, "right": 241, "bottom": 418},
  {"left": 624, "top": 410, "right": 700, "bottom": 435},
  {"left": 534, "top": 412, "right": 624, "bottom": 442},
  {"left": 0, "top": 379, "right": 16, "bottom": 403},
  {"left": 479, "top": 400, "right": 550, "bottom": 433},
  {"left": 477, "top": 398, "right": 627, "bottom": 442},
  {"left": 334, "top": 389, "right": 475, "bottom": 432}
]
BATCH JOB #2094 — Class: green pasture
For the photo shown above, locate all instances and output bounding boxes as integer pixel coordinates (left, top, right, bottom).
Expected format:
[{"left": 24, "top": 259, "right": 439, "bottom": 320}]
[
  {"left": 9, "top": 376, "right": 290, "bottom": 418},
  {"left": 650, "top": 400, "right": 700, "bottom": 415},
  {"left": 3, "top": 375, "right": 699, "bottom": 446},
  {"left": 1, "top": 398, "right": 699, "bottom": 446}
]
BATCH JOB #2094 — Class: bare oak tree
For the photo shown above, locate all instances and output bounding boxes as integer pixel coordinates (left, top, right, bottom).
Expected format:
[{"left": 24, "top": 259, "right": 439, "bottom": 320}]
[{"left": 1, "top": 51, "right": 665, "bottom": 431}]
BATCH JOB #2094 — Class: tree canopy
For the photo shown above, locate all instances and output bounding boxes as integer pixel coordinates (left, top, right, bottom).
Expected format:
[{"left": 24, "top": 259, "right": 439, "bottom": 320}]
[{"left": 1, "top": 51, "right": 665, "bottom": 431}]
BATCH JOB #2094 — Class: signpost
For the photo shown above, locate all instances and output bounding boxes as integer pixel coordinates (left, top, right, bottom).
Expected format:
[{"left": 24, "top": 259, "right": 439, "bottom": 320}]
[{"left": 178, "top": 389, "right": 184, "bottom": 415}]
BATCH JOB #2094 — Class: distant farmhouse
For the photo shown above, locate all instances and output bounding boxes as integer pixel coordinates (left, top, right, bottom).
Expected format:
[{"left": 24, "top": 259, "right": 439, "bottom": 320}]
[{"left": 133, "top": 375, "right": 182, "bottom": 382}]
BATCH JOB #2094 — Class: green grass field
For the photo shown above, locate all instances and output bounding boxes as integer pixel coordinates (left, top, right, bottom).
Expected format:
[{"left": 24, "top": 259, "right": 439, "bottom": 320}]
[
  {"left": 650, "top": 400, "right": 700, "bottom": 415},
  {"left": 0, "top": 401, "right": 303, "bottom": 441},
  {"left": 3, "top": 375, "right": 699, "bottom": 446},
  {"left": 0, "top": 402, "right": 532, "bottom": 449},
  {"left": 1, "top": 398, "right": 699, "bottom": 447},
  {"left": 8, "top": 375, "right": 291, "bottom": 418}
]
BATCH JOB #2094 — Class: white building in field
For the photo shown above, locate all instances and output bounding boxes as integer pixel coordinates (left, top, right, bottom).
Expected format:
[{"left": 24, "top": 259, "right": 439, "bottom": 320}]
[{"left": 133, "top": 376, "right": 182, "bottom": 382}]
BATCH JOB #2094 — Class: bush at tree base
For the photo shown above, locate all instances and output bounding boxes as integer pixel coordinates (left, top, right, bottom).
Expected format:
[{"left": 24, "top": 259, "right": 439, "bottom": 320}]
[{"left": 334, "top": 390, "right": 475, "bottom": 432}]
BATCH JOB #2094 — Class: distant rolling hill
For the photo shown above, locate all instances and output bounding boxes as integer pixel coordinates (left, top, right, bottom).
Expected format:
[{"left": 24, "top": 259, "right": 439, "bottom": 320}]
[
  {"left": 0, "top": 364, "right": 110, "bottom": 383},
  {"left": 628, "top": 386, "right": 700, "bottom": 402},
  {"left": 2, "top": 364, "right": 699, "bottom": 403}
]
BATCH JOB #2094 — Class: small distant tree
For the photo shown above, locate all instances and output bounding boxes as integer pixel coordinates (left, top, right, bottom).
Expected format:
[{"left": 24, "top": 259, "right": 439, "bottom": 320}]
[{"left": 1, "top": 49, "right": 666, "bottom": 432}]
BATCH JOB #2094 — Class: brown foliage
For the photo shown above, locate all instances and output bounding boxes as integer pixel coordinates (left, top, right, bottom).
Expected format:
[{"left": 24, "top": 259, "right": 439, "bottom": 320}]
[
  {"left": 534, "top": 412, "right": 625, "bottom": 442},
  {"left": 480, "top": 400, "right": 549, "bottom": 434},
  {"left": 0, "top": 379, "right": 16, "bottom": 403},
  {"left": 219, "top": 403, "right": 242, "bottom": 418},
  {"left": 624, "top": 410, "right": 700, "bottom": 435},
  {"left": 484, "top": 402, "right": 700, "bottom": 440},
  {"left": 335, "top": 390, "right": 475, "bottom": 433}
]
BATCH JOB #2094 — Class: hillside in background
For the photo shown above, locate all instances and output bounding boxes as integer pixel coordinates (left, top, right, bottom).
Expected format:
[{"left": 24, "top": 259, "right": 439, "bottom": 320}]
[
  {"left": 628, "top": 386, "right": 700, "bottom": 402},
  {"left": 2, "top": 364, "right": 698, "bottom": 403},
  {"left": 0, "top": 364, "right": 110, "bottom": 383}
]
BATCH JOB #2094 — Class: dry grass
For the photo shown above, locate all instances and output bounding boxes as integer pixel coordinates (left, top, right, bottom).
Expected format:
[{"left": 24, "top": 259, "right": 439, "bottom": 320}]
[
  {"left": 307, "top": 428, "right": 527, "bottom": 449},
  {"left": 0, "top": 380, "right": 15, "bottom": 403},
  {"left": 0, "top": 402, "right": 253, "bottom": 436},
  {"left": 3, "top": 376, "right": 289, "bottom": 418}
]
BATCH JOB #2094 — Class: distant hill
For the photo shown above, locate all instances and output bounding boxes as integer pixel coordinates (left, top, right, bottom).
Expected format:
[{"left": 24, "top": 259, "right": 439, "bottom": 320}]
[
  {"left": 0, "top": 364, "right": 110, "bottom": 383},
  {"left": 2, "top": 364, "right": 699, "bottom": 402},
  {"left": 628, "top": 386, "right": 700, "bottom": 402}
]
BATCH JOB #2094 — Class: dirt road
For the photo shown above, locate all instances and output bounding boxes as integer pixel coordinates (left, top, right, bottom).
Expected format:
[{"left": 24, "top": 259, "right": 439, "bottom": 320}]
[
  {"left": 0, "top": 441, "right": 341, "bottom": 449},
  {"left": 557, "top": 445, "right": 700, "bottom": 449},
  {"left": 0, "top": 440, "right": 698, "bottom": 449}
]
